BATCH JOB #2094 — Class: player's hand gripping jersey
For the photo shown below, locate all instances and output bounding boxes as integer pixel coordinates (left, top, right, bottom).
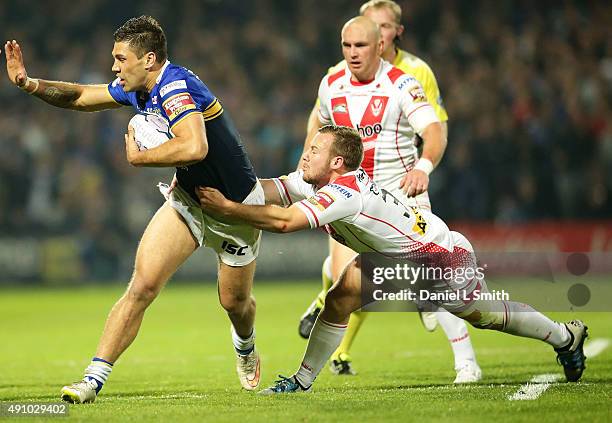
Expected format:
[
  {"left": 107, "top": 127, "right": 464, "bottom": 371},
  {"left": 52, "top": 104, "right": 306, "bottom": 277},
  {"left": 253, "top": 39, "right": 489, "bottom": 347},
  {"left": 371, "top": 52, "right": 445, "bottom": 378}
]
[
  {"left": 108, "top": 61, "right": 256, "bottom": 203},
  {"left": 317, "top": 59, "right": 439, "bottom": 193},
  {"left": 273, "top": 169, "right": 454, "bottom": 257}
]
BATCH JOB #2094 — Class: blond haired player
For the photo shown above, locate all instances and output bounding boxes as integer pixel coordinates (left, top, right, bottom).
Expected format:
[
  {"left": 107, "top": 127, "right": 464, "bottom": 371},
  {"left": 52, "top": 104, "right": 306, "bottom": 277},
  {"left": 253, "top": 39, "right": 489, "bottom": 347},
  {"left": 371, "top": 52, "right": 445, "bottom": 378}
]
[
  {"left": 196, "top": 125, "right": 588, "bottom": 394},
  {"left": 298, "top": 2, "right": 481, "bottom": 383}
]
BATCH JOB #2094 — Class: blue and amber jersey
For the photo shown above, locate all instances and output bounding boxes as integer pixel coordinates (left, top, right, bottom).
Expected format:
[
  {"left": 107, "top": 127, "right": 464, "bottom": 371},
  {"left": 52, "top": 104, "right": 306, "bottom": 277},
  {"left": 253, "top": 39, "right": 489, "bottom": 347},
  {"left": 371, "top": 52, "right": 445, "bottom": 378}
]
[{"left": 107, "top": 61, "right": 256, "bottom": 203}]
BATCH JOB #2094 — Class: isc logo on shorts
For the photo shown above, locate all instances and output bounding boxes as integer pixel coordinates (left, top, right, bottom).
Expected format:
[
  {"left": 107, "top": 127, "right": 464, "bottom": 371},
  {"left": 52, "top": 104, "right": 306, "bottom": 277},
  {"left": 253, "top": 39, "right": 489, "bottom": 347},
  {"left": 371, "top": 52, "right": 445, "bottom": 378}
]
[{"left": 221, "top": 240, "right": 248, "bottom": 256}]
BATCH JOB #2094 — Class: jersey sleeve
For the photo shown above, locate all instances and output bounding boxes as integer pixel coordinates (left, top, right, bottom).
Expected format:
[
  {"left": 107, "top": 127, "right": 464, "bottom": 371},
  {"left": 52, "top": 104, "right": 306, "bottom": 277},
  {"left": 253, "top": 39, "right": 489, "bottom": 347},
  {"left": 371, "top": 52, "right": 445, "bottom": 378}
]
[
  {"left": 294, "top": 185, "right": 360, "bottom": 229},
  {"left": 317, "top": 76, "right": 333, "bottom": 125},
  {"left": 159, "top": 73, "right": 207, "bottom": 129},
  {"left": 271, "top": 170, "right": 316, "bottom": 206},
  {"left": 107, "top": 78, "right": 132, "bottom": 106},
  {"left": 413, "top": 64, "right": 448, "bottom": 122},
  {"left": 396, "top": 74, "right": 440, "bottom": 136}
]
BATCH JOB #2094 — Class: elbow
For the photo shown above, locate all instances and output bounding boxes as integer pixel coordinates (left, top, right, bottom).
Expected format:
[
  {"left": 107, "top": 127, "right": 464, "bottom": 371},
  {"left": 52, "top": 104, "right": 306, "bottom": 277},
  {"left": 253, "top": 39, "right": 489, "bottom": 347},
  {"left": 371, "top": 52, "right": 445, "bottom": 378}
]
[
  {"left": 127, "top": 154, "right": 144, "bottom": 167},
  {"left": 273, "top": 220, "right": 293, "bottom": 233},
  {"left": 185, "top": 141, "right": 208, "bottom": 164},
  {"left": 191, "top": 142, "right": 208, "bottom": 162}
]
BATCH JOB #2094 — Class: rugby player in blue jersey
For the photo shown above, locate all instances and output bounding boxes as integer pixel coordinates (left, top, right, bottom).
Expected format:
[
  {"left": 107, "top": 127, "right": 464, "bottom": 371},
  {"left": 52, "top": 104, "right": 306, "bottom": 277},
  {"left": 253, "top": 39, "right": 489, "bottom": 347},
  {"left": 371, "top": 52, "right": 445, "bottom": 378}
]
[{"left": 3, "top": 16, "right": 262, "bottom": 402}]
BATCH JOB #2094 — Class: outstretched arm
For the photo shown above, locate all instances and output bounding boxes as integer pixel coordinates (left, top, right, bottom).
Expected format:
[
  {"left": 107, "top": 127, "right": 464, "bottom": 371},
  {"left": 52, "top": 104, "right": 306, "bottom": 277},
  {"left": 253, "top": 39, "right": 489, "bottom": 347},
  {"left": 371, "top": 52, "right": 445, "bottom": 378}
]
[
  {"left": 3, "top": 40, "right": 121, "bottom": 112},
  {"left": 197, "top": 187, "right": 309, "bottom": 233}
]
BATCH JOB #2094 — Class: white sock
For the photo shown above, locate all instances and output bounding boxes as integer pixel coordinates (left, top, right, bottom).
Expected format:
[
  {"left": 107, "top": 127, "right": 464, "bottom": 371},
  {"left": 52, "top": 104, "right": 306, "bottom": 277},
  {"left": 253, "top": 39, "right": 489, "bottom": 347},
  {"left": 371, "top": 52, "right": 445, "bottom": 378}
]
[
  {"left": 502, "top": 302, "right": 570, "bottom": 348},
  {"left": 83, "top": 357, "right": 113, "bottom": 394},
  {"left": 231, "top": 325, "right": 255, "bottom": 355},
  {"left": 295, "top": 318, "right": 347, "bottom": 387},
  {"left": 436, "top": 308, "right": 477, "bottom": 370}
]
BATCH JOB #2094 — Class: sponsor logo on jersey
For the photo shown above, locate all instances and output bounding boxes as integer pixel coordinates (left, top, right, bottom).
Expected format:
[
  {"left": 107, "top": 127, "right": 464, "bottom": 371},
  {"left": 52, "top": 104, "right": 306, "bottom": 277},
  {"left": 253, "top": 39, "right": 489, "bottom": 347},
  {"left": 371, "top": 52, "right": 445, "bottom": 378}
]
[
  {"left": 327, "top": 184, "right": 353, "bottom": 198},
  {"left": 316, "top": 192, "right": 335, "bottom": 209},
  {"left": 409, "top": 87, "right": 427, "bottom": 103},
  {"left": 357, "top": 123, "right": 382, "bottom": 139},
  {"left": 162, "top": 92, "right": 196, "bottom": 121},
  {"left": 398, "top": 76, "right": 418, "bottom": 91},
  {"left": 331, "top": 97, "right": 353, "bottom": 127},
  {"left": 307, "top": 191, "right": 335, "bottom": 211},
  {"left": 371, "top": 98, "right": 384, "bottom": 116},
  {"left": 356, "top": 169, "right": 367, "bottom": 182},
  {"left": 410, "top": 206, "right": 428, "bottom": 235},
  {"left": 333, "top": 103, "right": 347, "bottom": 114},
  {"left": 144, "top": 107, "right": 163, "bottom": 117},
  {"left": 159, "top": 79, "right": 188, "bottom": 97}
]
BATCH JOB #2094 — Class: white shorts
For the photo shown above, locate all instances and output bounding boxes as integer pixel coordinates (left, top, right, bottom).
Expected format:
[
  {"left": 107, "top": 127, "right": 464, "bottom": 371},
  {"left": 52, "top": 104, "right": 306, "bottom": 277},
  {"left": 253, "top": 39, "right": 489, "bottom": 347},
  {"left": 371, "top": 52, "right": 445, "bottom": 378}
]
[
  {"left": 422, "top": 231, "right": 487, "bottom": 313},
  {"left": 159, "top": 179, "right": 264, "bottom": 267}
]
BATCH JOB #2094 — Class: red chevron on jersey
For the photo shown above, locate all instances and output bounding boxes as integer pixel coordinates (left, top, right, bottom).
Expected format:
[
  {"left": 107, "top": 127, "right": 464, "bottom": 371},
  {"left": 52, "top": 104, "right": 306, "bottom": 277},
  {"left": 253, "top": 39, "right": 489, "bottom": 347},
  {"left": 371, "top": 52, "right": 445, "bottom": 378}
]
[
  {"left": 387, "top": 67, "right": 405, "bottom": 84},
  {"left": 331, "top": 97, "right": 354, "bottom": 127},
  {"left": 328, "top": 68, "right": 346, "bottom": 86},
  {"left": 333, "top": 174, "right": 360, "bottom": 192},
  {"left": 358, "top": 96, "right": 389, "bottom": 142},
  {"left": 358, "top": 96, "right": 389, "bottom": 177}
]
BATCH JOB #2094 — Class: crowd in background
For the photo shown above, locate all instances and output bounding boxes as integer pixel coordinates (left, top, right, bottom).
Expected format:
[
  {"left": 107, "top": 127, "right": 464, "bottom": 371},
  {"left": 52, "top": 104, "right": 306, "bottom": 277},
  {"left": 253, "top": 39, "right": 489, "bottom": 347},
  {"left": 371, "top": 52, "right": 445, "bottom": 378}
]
[{"left": 0, "top": 0, "right": 610, "bottom": 277}]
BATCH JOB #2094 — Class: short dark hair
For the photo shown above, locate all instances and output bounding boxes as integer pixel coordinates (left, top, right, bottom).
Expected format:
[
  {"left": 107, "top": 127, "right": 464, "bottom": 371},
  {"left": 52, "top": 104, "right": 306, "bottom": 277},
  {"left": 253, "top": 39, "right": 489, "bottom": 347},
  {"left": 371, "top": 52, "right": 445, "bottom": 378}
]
[
  {"left": 114, "top": 16, "right": 167, "bottom": 63},
  {"left": 319, "top": 125, "right": 364, "bottom": 171}
]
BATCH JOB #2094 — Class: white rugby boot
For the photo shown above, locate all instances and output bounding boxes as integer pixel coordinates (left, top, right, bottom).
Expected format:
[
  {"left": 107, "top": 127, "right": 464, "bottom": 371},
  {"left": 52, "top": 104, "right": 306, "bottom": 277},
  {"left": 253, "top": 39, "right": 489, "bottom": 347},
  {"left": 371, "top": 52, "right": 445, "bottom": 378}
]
[
  {"left": 236, "top": 348, "right": 261, "bottom": 390},
  {"left": 60, "top": 379, "right": 98, "bottom": 403}
]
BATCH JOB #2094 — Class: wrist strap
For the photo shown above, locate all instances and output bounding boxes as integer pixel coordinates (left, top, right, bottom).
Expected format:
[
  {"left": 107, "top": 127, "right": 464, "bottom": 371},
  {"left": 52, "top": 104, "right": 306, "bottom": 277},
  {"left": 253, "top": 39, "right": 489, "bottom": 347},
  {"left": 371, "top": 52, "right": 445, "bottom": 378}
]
[
  {"left": 414, "top": 158, "right": 434, "bottom": 175},
  {"left": 20, "top": 77, "right": 39, "bottom": 94}
]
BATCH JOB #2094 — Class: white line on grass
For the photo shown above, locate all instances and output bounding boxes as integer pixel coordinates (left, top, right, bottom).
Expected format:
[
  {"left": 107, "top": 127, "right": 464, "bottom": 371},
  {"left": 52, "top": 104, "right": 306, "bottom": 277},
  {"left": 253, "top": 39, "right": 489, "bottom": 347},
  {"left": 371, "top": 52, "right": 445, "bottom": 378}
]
[
  {"left": 508, "top": 374, "right": 561, "bottom": 401},
  {"left": 584, "top": 338, "right": 610, "bottom": 358},
  {"left": 508, "top": 337, "right": 610, "bottom": 401}
]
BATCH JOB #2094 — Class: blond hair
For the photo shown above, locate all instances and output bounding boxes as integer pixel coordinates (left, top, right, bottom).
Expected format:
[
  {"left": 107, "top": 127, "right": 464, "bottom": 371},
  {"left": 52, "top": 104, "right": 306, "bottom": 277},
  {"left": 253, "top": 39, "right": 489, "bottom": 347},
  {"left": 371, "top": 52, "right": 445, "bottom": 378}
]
[
  {"left": 319, "top": 125, "right": 364, "bottom": 171},
  {"left": 359, "top": 0, "right": 402, "bottom": 24}
]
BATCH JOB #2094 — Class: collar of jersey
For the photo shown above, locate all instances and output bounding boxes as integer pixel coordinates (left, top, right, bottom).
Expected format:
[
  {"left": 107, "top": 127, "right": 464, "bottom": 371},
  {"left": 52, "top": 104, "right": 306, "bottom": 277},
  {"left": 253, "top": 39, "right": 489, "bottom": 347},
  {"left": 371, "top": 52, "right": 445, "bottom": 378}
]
[{"left": 155, "top": 60, "right": 171, "bottom": 84}]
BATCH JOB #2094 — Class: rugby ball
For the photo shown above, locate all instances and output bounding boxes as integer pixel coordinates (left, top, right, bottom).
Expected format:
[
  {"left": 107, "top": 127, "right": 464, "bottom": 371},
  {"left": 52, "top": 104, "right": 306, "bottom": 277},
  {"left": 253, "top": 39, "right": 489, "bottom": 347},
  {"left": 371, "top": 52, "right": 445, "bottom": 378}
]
[{"left": 128, "top": 113, "right": 172, "bottom": 151}]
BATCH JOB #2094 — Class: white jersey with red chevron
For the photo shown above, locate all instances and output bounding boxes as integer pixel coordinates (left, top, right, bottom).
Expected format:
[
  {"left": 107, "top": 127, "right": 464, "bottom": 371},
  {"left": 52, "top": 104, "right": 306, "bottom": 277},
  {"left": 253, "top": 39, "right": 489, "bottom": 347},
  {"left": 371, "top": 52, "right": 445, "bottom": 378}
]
[
  {"left": 272, "top": 169, "right": 454, "bottom": 256},
  {"left": 317, "top": 59, "right": 439, "bottom": 198}
]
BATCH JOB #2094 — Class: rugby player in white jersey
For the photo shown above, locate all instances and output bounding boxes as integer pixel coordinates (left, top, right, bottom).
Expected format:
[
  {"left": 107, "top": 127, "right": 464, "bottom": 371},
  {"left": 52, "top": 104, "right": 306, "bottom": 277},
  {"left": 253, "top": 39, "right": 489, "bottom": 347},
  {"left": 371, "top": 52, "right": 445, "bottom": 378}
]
[
  {"left": 299, "top": 10, "right": 481, "bottom": 382},
  {"left": 197, "top": 124, "right": 588, "bottom": 394}
]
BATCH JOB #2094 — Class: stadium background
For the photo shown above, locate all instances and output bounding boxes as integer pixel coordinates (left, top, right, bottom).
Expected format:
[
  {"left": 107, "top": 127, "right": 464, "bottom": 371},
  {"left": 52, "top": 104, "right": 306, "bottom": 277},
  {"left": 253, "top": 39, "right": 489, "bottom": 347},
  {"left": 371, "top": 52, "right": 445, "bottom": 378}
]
[{"left": 0, "top": 0, "right": 611, "bottom": 282}]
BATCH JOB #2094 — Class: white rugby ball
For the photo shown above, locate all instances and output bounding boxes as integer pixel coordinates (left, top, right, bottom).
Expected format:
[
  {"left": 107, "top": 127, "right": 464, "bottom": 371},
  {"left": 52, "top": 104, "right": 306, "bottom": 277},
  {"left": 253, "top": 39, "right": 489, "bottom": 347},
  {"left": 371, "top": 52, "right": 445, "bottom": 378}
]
[{"left": 129, "top": 113, "right": 172, "bottom": 151}]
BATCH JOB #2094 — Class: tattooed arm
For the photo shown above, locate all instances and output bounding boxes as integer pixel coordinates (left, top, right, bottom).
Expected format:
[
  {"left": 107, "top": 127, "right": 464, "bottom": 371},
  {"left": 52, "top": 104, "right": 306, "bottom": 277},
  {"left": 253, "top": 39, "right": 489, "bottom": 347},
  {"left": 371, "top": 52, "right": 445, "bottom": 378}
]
[{"left": 3, "top": 40, "right": 121, "bottom": 112}]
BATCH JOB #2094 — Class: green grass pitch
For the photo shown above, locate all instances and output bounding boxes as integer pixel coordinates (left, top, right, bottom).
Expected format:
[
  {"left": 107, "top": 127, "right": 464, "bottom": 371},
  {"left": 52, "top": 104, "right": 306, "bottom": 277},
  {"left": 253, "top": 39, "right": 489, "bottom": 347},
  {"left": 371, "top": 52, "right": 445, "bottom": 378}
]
[{"left": 1, "top": 282, "right": 610, "bottom": 422}]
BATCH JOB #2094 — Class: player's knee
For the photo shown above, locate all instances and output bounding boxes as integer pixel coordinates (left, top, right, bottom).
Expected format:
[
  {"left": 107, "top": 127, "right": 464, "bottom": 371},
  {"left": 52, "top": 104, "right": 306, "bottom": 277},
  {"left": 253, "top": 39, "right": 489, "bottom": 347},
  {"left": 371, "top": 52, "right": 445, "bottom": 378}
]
[
  {"left": 125, "top": 279, "right": 162, "bottom": 306},
  {"left": 219, "top": 291, "right": 253, "bottom": 314},
  {"left": 463, "top": 309, "right": 504, "bottom": 330},
  {"left": 321, "top": 296, "right": 350, "bottom": 320},
  {"left": 325, "top": 285, "right": 359, "bottom": 316}
]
